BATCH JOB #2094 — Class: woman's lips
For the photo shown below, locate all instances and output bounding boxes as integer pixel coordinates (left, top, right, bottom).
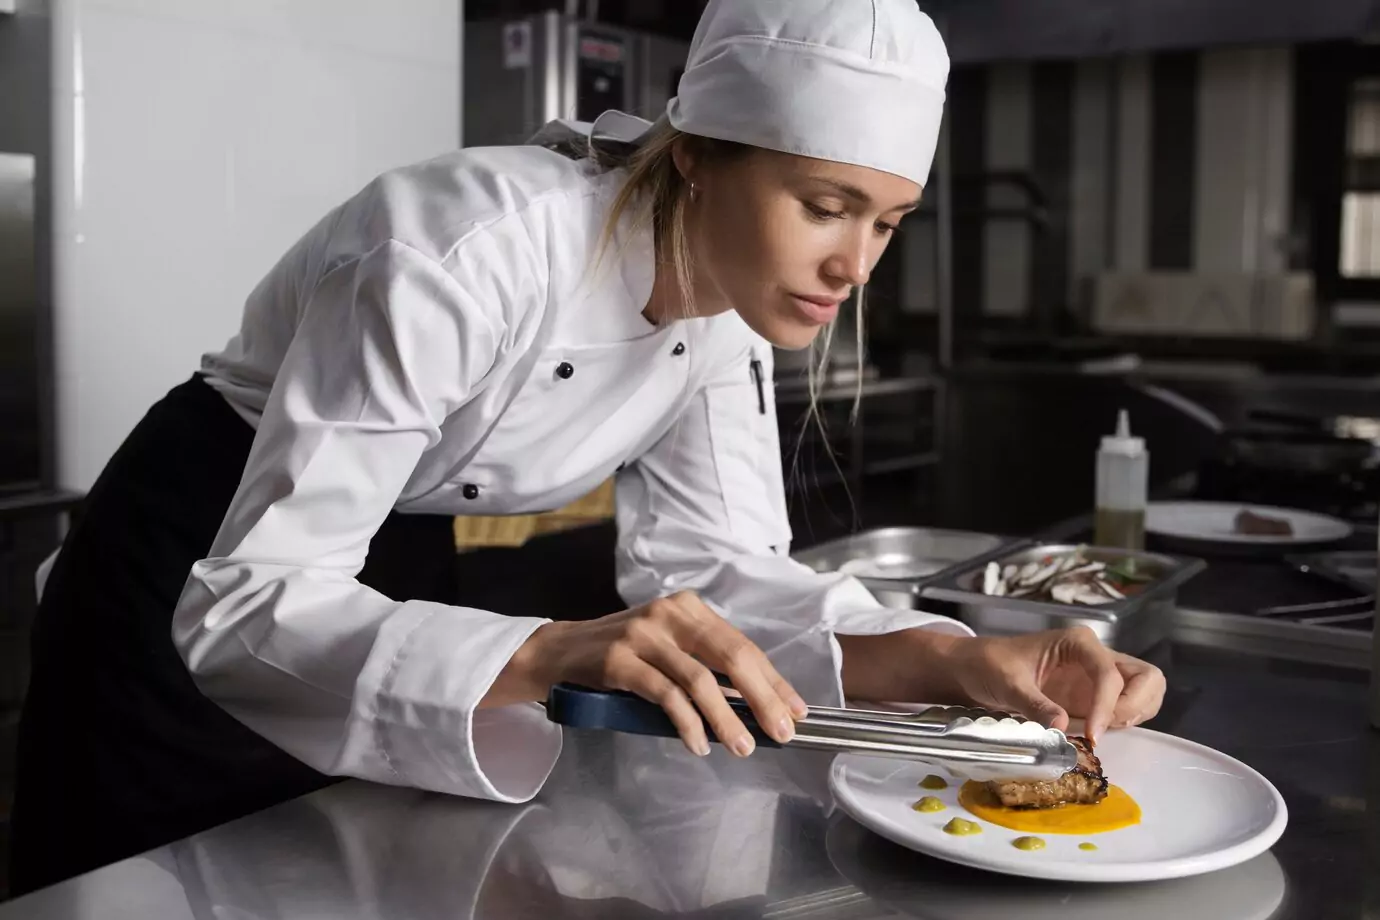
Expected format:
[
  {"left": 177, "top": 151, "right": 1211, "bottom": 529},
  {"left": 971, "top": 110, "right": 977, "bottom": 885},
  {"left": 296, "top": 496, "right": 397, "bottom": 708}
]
[{"left": 788, "top": 293, "right": 844, "bottom": 324}]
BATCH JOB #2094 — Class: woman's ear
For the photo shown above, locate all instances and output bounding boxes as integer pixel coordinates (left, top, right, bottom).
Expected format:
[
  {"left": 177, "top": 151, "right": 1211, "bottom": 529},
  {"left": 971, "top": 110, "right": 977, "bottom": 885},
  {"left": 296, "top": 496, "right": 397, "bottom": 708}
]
[{"left": 670, "top": 135, "right": 699, "bottom": 187}]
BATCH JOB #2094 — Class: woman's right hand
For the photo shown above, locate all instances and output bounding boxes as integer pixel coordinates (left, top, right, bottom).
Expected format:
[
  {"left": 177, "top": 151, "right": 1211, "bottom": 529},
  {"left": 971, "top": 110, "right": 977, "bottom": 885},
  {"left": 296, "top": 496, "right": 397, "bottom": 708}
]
[{"left": 482, "top": 591, "right": 808, "bottom": 757}]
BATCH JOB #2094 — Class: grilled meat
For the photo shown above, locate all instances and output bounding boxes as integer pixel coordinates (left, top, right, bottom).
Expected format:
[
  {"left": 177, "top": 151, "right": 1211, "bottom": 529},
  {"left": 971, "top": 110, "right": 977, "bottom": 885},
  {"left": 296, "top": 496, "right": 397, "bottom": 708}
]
[
  {"left": 1234, "top": 509, "right": 1293, "bottom": 537},
  {"left": 987, "top": 736, "right": 1108, "bottom": 809}
]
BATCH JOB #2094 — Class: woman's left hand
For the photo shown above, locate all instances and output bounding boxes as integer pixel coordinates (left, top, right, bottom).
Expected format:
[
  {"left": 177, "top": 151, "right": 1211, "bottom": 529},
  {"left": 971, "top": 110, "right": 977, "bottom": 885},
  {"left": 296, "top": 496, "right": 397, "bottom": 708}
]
[
  {"left": 837, "top": 626, "right": 1166, "bottom": 744},
  {"left": 940, "top": 627, "right": 1166, "bottom": 744}
]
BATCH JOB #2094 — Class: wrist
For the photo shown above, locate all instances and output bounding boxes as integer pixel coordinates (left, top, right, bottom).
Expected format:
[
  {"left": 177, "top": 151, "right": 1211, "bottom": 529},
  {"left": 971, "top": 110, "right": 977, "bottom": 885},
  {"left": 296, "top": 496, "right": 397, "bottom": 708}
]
[
  {"left": 909, "top": 630, "right": 971, "bottom": 704},
  {"left": 836, "top": 629, "right": 972, "bottom": 704},
  {"left": 480, "top": 620, "right": 572, "bottom": 709}
]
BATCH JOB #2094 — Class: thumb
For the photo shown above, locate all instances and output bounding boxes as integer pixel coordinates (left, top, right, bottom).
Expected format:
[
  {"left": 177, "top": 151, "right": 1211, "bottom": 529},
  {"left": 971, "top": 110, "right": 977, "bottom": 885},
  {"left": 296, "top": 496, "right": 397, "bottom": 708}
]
[{"left": 1008, "top": 681, "right": 1069, "bottom": 731}]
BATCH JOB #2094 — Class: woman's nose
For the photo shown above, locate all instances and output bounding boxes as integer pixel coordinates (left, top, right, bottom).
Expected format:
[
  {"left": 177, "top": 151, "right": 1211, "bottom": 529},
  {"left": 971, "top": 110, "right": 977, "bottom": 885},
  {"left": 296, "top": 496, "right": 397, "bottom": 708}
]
[{"left": 826, "top": 240, "right": 871, "bottom": 287}]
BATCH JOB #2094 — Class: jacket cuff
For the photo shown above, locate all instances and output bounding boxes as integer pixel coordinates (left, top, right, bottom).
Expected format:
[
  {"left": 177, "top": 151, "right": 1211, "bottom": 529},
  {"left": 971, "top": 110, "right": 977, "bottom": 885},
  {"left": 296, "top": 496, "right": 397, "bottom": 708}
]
[
  {"left": 825, "top": 577, "right": 975, "bottom": 638},
  {"left": 369, "top": 607, "right": 563, "bottom": 802}
]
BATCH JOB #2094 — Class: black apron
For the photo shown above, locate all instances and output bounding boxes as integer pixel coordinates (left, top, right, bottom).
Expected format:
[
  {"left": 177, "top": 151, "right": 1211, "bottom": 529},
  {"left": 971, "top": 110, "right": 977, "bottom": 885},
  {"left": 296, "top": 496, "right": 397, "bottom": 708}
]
[{"left": 10, "top": 374, "right": 462, "bottom": 895}]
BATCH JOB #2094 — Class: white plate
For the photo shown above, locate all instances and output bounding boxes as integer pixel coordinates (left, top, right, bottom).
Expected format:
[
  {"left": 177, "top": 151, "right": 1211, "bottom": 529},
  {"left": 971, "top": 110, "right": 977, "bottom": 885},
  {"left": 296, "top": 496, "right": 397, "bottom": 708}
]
[
  {"left": 827, "top": 726, "right": 1288, "bottom": 883},
  {"left": 825, "top": 816, "right": 1288, "bottom": 920},
  {"left": 1146, "top": 500, "right": 1353, "bottom": 546}
]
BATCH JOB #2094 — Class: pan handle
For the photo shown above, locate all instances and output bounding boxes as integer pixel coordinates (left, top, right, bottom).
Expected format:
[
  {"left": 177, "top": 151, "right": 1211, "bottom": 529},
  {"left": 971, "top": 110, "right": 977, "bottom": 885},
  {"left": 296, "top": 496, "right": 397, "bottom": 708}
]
[{"left": 1245, "top": 407, "right": 1330, "bottom": 431}]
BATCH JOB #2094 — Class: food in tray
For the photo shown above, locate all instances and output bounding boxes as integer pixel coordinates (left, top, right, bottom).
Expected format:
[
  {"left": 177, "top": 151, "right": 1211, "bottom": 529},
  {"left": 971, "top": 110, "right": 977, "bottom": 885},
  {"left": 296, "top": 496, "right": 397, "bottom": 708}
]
[
  {"left": 1012, "top": 835, "right": 1046, "bottom": 851},
  {"left": 1233, "top": 508, "right": 1294, "bottom": 537},
  {"left": 912, "top": 796, "right": 946, "bottom": 813},
  {"left": 980, "top": 546, "right": 1153, "bottom": 606},
  {"left": 918, "top": 774, "right": 948, "bottom": 790},
  {"left": 986, "top": 736, "right": 1108, "bottom": 808}
]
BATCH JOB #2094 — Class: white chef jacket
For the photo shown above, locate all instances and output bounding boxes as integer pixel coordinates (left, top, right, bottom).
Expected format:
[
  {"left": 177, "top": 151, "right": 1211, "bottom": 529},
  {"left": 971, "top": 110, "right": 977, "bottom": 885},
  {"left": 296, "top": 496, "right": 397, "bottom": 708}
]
[{"left": 172, "top": 141, "right": 972, "bottom": 807}]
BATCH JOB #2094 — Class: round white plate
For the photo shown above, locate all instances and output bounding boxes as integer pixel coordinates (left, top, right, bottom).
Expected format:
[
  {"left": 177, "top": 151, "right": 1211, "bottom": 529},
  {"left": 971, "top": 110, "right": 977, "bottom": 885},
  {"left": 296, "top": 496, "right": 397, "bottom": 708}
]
[
  {"left": 827, "top": 726, "right": 1288, "bottom": 883},
  {"left": 825, "top": 815, "right": 1288, "bottom": 920},
  {"left": 1146, "top": 500, "right": 1352, "bottom": 546}
]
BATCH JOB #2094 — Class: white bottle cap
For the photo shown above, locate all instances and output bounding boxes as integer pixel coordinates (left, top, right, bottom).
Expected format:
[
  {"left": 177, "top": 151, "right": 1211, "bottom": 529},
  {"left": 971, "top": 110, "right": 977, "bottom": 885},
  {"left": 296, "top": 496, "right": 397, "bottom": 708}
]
[{"left": 1101, "top": 409, "right": 1145, "bottom": 456}]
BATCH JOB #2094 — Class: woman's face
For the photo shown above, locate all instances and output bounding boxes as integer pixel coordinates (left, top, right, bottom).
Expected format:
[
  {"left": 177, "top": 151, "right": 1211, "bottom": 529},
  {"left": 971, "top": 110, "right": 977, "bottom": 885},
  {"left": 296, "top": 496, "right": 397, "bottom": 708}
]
[{"left": 682, "top": 145, "right": 922, "bottom": 350}]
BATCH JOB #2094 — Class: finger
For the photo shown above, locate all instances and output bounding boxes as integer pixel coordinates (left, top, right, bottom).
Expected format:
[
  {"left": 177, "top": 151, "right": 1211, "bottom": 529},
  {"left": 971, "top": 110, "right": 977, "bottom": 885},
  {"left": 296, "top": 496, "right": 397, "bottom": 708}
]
[
  {"left": 612, "top": 658, "right": 712, "bottom": 757},
  {"left": 666, "top": 592, "right": 809, "bottom": 721},
  {"left": 717, "top": 645, "right": 800, "bottom": 746},
  {"left": 1111, "top": 656, "right": 1165, "bottom": 728},
  {"left": 643, "top": 642, "right": 764, "bottom": 754},
  {"left": 1007, "top": 679, "right": 1070, "bottom": 731},
  {"left": 1067, "top": 630, "right": 1124, "bottom": 744}
]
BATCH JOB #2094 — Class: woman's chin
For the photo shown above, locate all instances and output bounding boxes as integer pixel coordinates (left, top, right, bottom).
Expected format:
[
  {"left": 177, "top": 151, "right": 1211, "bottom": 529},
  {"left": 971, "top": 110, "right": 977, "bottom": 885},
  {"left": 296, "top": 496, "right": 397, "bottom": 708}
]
[
  {"left": 736, "top": 312, "right": 824, "bottom": 351},
  {"left": 775, "top": 329, "right": 822, "bottom": 351}
]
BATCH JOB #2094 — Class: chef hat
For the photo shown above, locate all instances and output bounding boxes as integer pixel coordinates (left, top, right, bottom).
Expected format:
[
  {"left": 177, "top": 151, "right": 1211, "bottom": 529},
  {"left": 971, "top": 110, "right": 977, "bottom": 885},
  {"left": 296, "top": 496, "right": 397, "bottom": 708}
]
[{"left": 665, "top": 0, "right": 950, "bottom": 187}]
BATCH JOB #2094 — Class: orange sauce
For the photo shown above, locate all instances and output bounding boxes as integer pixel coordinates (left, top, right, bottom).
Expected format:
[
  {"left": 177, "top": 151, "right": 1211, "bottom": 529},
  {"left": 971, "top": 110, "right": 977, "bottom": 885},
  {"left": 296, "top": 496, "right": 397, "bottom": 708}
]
[{"left": 957, "top": 781, "right": 1142, "bottom": 835}]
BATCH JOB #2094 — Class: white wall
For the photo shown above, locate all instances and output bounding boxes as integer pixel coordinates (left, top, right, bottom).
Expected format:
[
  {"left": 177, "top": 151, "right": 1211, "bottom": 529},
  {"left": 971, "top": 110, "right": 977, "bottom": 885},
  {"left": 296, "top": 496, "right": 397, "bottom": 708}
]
[{"left": 51, "top": 0, "right": 462, "bottom": 490}]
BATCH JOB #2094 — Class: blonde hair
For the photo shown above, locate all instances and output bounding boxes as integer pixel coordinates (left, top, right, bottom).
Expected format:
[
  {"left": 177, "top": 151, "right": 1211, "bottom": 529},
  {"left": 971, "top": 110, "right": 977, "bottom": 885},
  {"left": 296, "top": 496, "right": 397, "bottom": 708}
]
[
  {"left": 589, "top": 121, "right": 740, "bottom": 322},
  {"left": 587, "top": 123, "right": 867, "bottom": 503}
]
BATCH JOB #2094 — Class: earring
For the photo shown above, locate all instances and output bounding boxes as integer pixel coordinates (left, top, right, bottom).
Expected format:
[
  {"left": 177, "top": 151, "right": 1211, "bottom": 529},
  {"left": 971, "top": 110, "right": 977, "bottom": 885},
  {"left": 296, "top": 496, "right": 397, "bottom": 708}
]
[{"left": 689, "top": 181, "right": 699, "bottom": 203}]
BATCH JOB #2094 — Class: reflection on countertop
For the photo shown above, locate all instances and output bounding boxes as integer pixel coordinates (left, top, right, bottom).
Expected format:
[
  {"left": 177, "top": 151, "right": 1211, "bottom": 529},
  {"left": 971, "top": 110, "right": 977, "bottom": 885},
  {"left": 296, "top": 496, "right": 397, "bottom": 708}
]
[
  {"left": 826, "top": 817, "right": 1289, "bottom": 920},
  {"left": 2, "top": 642, "right": 1376, "bottom": 920}
]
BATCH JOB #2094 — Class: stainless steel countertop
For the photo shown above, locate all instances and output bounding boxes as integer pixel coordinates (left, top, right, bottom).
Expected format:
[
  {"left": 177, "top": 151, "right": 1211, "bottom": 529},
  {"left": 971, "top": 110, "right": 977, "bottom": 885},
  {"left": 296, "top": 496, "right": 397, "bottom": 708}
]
[{"left": 4, "top": 641, "right": 1377, "bottom": 920}]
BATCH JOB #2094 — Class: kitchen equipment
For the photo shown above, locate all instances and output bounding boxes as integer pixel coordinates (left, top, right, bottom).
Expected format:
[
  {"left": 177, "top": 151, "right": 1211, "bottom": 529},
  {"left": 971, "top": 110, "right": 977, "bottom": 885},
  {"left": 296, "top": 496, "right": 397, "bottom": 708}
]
[
  {"left": 920, "top": 543, "right": 1206, "bottom": 654},
  {"left": 0, "top": 152, "right": 41, "bottom": 493},
  {"left": 1246, "top": 406, "right": 1380, "bottom": 445},
  {"left": 1195, "top": 447, "right": 1379, "bottom": 526},
  {"left": 1287, "top": 549, "right": 1377, "bottom": 594},
  {"left": 1093, "top": 408, "right": 1148, "bottom": 550},
  {"left": 1146, "top": 500, "right": 1353, "bottom": 553},
  {"left": 791, "top": 526, "right": 1008, "bottom": 608},
  {"left": 1223, "top": 428, "right": 1375, "bottom": 475},
  {"left": 545, "top": 682, "right": 1079, "bottom": 783},
  {"left": 827, "top": 724, "right": 1289, "bottom": 883},
  {"left": 1252, "top": 553, "right": 1374, "bottom": 625},
  {"left": 463, "top": 11, "right": 688, "bottom": 149}
]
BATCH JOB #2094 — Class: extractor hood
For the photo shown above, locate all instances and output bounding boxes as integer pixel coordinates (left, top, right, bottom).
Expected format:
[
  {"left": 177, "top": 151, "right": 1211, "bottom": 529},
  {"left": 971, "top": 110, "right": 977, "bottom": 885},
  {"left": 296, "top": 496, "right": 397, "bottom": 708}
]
[{"left": 920, "top": 0, "right": 1380, "bottom": 62}]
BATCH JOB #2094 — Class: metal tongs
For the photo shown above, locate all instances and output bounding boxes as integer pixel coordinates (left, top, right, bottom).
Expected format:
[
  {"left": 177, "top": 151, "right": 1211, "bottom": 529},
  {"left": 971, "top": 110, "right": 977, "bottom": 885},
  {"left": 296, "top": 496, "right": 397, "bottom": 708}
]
[{"left": 544, "top": 681, "right": 1079, "bottom": 783}]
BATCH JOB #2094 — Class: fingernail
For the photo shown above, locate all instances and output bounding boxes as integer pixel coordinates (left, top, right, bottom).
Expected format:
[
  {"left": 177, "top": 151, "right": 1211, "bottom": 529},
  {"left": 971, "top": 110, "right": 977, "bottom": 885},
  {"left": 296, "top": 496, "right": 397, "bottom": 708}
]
[
  {"left": 789, "top": 696, "right": 809, "bottom": 718},
  {"left": 694, "top": 739, "right": 711, "bottom": 756},
  {"left": 732, "top": 735, "right": 755, "bottom": 757},
  {"left": 776, "top": 717, "right": 795, "bottom": 743}
]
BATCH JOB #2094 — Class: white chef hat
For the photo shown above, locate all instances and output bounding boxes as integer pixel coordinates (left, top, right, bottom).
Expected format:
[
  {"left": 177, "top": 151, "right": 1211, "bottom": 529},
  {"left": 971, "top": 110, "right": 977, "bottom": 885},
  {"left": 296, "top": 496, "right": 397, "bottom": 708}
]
[{"left": 666, "top": 0, "right": 950, "bottom": 187}]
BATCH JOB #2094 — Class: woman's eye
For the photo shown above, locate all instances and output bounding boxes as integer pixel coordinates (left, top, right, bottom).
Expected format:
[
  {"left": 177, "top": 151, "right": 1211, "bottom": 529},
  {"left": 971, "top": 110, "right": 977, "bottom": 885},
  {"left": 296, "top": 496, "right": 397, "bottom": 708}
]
[
  {"left": 876, "top": 220, "right": 899, "bottom": 235},
  {"left": 804, "top": 202, "right": 846, "bottom": 221}
]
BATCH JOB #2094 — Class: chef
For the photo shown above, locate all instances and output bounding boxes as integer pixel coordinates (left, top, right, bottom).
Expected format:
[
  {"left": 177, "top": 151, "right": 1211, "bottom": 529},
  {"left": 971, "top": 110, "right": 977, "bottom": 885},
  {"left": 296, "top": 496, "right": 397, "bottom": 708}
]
[{"left": 10, "top": 0, "right": 1167, "bottom": 895}]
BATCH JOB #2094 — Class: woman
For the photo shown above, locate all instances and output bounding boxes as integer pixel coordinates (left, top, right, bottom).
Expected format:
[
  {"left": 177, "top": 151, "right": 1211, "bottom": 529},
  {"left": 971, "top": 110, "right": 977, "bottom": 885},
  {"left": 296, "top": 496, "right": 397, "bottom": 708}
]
[{"left": 12, "top": 0, "right": 1165, "bottom": 894}]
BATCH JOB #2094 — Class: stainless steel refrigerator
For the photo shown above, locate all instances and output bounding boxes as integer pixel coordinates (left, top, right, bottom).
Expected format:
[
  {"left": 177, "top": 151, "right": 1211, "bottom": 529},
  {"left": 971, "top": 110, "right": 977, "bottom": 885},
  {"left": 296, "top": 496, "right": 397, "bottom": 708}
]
[
  {"left": 0, "top": 151, "right": 40, "bottom": 495},
  {"left": 464, "top": 11, "right": 689, "bottom": 148}
]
